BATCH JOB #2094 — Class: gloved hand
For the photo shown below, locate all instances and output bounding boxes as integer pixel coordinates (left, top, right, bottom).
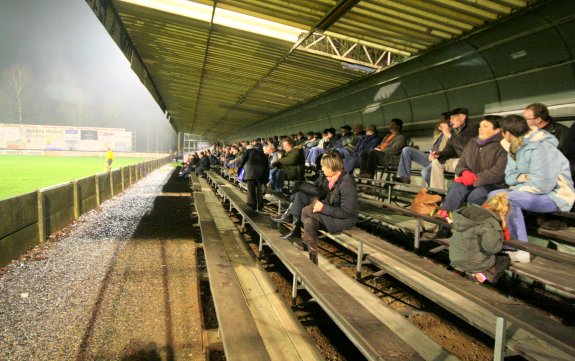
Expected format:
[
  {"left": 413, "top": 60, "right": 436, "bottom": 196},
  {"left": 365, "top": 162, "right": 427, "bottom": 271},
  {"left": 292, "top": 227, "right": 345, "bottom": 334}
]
[{"left": 454, "top": 170, "right": 477, "bottom": 186}]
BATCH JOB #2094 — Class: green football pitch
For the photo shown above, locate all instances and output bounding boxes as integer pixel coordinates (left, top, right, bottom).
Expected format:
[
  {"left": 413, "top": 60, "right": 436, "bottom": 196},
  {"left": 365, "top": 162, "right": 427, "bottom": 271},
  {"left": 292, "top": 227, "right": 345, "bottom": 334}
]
[{"left": 0, "top": 155, "right": 155, "bottom": 200}]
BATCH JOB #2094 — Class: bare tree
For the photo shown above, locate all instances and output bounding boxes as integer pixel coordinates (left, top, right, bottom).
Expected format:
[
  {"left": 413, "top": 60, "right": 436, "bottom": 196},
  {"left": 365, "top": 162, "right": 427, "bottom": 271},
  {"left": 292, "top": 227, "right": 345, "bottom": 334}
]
[{"left": 2, "top": 64, "right": 32, "bottom": 127}]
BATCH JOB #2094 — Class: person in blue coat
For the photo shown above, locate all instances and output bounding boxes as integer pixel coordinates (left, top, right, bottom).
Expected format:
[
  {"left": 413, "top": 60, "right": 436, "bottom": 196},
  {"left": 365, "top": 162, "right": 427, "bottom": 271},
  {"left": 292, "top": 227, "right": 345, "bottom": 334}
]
[{"left": 488, "top": 115, "right": 575, "bottom": 261}]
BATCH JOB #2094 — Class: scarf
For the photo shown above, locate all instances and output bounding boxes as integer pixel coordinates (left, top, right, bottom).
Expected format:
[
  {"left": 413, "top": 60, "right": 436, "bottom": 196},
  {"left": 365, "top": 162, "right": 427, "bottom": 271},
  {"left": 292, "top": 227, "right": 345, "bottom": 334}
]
[
  {"left": 432, "top": 133, "right": 444, "bottom": 151},
  {"left": 476, "top": 133, "right": 499, "bottom": 146},
  {"left": 327, "top": 172, "right": 342, "bottom": 190},
  {"left": 509, "top": 137, "right": 523, "bottom": 161},
  {"left": 379, "top": 133, "right": 396, "bottom": 150}
]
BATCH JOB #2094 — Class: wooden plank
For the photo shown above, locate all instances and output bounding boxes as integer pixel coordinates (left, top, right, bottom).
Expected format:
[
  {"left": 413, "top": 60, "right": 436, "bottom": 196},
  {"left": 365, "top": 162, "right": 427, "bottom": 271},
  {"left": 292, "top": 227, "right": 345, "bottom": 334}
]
[
  {"left": 505, "top": 238, "right": 575, "bottom": 267},
  {"left": 317, "top": 253, "right": 459, "bottom": 361},
  {"left": 200, "top": 186, "right": 323, "bottom": 361},
  {"left": 363, "top": 199, "right": 450, "bottom": 228},
  {"left": 206, "top": 170, "right": 227, "bottom": 185},
  {"left": 194, "top": 192, "right": 271, "bottom": 361},
  {"left": 217, "top": 174, "right": 575, "bottom": 360},
  {"left": 0, "top": 191, "right": 38, "bottom": 239},
  {"left": 363, "top": 199, "right": 575, "bottom": 266},
  {"left": 537, "top": 226, "right": 575, "bottom": 245},
  {"left": 510, "top": 258, "right": 575, "bottom": 296},
  {"left": 220, "top": 186, "right": 428, "bottom": 361},
  {"left": 343, "top": 228, "right": 575, "bottom": 361},
  {"left": 190, "top": 173, "right": 203, "bottom": 193}
]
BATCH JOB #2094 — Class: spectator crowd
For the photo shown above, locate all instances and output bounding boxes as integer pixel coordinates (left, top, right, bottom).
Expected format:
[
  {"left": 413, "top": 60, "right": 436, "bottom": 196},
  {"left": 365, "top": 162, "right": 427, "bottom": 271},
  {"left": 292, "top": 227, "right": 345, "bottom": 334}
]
[{"left": 178, "top": 103, "right": 575, "bottom": 279}]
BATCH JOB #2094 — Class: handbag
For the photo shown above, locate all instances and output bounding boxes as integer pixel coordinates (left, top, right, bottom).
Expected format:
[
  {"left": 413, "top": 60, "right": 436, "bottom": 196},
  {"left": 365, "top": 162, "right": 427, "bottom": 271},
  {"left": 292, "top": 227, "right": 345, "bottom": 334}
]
[
  {"left": 238, "top": 167, "right": 245, "bottom": 182},
  {"left": 411, "top": 188, "right": 442, "bottom": 215}
]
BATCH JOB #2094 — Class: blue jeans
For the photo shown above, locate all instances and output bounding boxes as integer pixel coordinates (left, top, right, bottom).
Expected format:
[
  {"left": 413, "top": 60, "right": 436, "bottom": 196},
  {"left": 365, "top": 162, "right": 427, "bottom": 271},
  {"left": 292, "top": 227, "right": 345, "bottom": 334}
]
[
  {"left": 179, "top": 167, "right": 192, "bottom": 177},
  {"left": 397, "top": 147, "right": 431, "bottom": 185},
  {"left": 488, "top": 189, "right": 559, "bottom": 242},
  {"left": 269, "top": 169, "right": 284, "bottom": 192},
  {"left": 306, "top": 147, "right": 325, "bottom": 165},
  {"left": 442, "top": 182, "right": 499, "bottom": 211}
]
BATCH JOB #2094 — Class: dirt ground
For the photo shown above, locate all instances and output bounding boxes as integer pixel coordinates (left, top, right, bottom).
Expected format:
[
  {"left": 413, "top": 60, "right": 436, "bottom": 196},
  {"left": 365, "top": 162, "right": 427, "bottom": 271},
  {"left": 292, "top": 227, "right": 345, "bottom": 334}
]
[{"left": 0, "top": 168, "right": 204, "bottom": 361}]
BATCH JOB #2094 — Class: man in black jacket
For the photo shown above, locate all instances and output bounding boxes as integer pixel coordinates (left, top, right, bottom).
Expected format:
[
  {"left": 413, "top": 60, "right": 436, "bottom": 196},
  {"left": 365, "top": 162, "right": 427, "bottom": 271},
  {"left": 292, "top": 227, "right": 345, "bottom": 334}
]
[
  {"left": 240, "top": 144, "right": 270, "bottom": 211},
  {"left": 429, "top": 108, "right": 479, "bottom": 190},
  {"left": 195, "top": 151, "right": 210, "bottom": 177}
]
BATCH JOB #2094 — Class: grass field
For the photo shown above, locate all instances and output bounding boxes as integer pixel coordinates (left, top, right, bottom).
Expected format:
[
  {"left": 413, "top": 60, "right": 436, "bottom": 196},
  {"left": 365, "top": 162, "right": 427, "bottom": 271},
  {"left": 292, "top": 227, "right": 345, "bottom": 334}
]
[{"left": 0, "top": 155, "right": 154, "bottom": 200}]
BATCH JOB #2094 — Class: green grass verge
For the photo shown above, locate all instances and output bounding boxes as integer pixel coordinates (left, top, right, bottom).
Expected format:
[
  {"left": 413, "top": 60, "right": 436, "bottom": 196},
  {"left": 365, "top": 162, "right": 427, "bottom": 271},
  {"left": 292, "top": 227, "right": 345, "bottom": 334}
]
[{"left": 0, "top": 155, "right": 155, "bottom": 200}]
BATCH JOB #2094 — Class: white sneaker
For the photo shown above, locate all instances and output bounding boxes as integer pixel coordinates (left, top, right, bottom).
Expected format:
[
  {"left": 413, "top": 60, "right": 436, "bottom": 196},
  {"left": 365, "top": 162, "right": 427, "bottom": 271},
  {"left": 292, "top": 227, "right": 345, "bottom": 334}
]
[
  {"left": 506, "top": 250, "right": 530, "bottom": 263},
  {"left": 305, "top": 162, "right": 311, "bottom": 167}
]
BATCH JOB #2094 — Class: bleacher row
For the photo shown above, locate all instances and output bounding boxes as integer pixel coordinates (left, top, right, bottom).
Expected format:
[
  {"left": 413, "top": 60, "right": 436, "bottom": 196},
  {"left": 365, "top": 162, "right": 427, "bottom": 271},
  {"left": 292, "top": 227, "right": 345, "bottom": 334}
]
[{"left": 191, "top": 166, "right": 574, "bottom": 361}]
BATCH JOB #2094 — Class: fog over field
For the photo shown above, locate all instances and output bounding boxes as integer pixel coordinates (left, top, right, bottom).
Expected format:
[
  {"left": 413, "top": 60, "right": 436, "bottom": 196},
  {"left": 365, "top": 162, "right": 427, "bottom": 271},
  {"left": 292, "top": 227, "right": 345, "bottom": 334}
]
[{"left": 0, "top": 0, "right": 176, "bottom": 152}]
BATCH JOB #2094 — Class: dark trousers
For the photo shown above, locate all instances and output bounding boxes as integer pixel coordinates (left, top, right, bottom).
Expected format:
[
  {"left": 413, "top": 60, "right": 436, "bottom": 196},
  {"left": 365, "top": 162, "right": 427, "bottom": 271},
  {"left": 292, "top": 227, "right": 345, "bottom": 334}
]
[
  {"left": 289, "top": 191, "right": 313, "bottom": 217},
  {"left": 196, "top": 166, "right": 208, "bottom": 176},
  {"left": 361, "top": 150, "right": 396, "bottom": 175},
  {"left": 442, "top": 182, "right": 499, "bottom": 211},
  {"left": 301, "top": 204, "right": 325, "bottom": 257},
  {"left": 246, "top": 180, "right": 264, "bottom": 210},
  {"left": 360, "top": 151, "right": 370, "bottom": 174}
]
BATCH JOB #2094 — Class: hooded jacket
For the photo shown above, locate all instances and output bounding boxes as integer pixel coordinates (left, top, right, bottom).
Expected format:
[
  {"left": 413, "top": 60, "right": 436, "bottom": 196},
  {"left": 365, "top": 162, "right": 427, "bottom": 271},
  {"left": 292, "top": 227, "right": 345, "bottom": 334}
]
[
  {"left": 449, "top": 204, "right": 503, "bottom": 272},
  {"left": 504, "top": 129, "right": 575, "bottom": 212}
]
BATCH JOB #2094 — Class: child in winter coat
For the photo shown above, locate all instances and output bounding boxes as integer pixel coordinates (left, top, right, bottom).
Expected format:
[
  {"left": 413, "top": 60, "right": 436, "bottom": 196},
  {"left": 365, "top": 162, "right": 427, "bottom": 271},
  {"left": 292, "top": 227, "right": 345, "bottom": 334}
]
[{"left": 449, "top": 192, "right": 511, "bottom": 283}]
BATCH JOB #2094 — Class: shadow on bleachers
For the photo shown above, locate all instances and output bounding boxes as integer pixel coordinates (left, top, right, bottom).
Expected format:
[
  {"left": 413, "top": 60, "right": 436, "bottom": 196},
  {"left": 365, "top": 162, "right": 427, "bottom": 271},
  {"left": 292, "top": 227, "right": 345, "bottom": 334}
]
[{"left": 130, "top": 167, "right": 196, "bottom": 240}]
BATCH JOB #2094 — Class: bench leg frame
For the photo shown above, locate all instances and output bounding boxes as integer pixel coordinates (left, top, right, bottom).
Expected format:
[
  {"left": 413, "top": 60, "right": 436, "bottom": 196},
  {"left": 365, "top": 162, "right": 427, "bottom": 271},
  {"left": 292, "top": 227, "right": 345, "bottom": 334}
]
[
  {"left": 414, "top": 219, "right": 424, "bottom": 250},
  {"left": 356, "top": 241, "right": 364, "bottom": 279},
  {"left": 292, "top": 275, "right": 299, "bottom": 305},
  {"left": 493, "top": 317, "right": 507, "bottom": 361}
]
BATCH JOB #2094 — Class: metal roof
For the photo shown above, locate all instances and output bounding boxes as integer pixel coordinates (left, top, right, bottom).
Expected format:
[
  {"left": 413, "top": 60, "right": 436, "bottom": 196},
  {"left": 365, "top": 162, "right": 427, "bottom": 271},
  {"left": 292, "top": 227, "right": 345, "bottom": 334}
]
[{"left": 88, "top": 0, "right": 529, "bottom": 139}]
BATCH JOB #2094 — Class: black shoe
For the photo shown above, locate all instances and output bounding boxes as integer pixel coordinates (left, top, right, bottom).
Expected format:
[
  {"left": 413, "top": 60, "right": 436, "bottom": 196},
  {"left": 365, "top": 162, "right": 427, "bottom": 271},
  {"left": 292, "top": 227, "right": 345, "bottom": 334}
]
[
  {"left": 392, "top": 176, "right": 411, "bottom": 184},
  {"left": 293, "top": 239, "right": 308, "bottom": 251},
  {"left": 436, "top": 226, "right": 452, "bottom": 239},
  {"left": 272, "top": 213, "right": 293, "bottom": 224},
  {"left": 281, "top": 228, "right": 301, "bottom": 239},
  {"left": 309, "top": 253, "right": 318, "bottom": 265},
  {"left": 281, "top": 218, "right": 301, "bottom": 239}
]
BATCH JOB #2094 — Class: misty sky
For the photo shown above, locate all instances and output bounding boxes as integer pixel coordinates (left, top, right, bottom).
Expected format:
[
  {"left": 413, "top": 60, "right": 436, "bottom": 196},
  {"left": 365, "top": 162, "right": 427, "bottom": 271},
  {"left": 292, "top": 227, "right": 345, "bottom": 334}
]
[{"left": 0, "top": 0, "right": 176, "bottom": 151}]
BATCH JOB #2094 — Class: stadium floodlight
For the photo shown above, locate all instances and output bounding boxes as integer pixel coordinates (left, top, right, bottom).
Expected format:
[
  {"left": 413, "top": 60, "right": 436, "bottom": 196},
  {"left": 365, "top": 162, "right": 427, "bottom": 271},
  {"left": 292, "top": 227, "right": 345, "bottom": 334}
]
[{"left": 118, "top": 0, "right": 304, "bottom": 43}]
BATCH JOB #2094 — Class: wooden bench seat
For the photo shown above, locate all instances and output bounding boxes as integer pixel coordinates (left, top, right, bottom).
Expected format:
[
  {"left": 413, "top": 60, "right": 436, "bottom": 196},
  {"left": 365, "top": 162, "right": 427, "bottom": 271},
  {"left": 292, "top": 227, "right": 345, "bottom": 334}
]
[
  {"left": 249, "top": 183, "right": 575, "bottom": 297},
  {"left": 537, "top": 226, "right": 575, "bottom": 246},
  {"left": 219, "top": 185, "right": 459, "bottom": 361},
  {"left": 212, "top": 169, "right": 575, "bottom": 358},
  {"left": 361, "top": 198, "right": 575, "bottom": 265},
  {"left": 190, "top": 173, "right": 203, "bottom": 193},
  {"left": 194, "top": 192, "right": 271, "bottom": 361},
  {"left": 431, "top": 237, "right": 575, "bottom": 297},
  {"left": 340, "top": 228, "right": 575, "bottom": 361},
  {"left": 193, "top": 177, "right": 324, "bottom": 361},
  {"left": 510, "top": 258, "right": 575, "bottom": 295}
]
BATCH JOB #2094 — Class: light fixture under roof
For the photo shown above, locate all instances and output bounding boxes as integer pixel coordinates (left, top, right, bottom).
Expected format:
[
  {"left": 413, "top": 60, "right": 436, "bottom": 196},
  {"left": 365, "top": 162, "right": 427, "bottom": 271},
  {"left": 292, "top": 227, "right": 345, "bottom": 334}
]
[{"left": 119, "top": 0, "right": 304, "bottom": 42}]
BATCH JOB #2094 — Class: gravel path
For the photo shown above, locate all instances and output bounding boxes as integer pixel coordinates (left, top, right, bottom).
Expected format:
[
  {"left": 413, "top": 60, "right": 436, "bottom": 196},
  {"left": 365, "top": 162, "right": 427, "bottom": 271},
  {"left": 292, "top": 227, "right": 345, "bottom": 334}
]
[{"left": 0, "top": 167, "right": 203, "bottom": 361}]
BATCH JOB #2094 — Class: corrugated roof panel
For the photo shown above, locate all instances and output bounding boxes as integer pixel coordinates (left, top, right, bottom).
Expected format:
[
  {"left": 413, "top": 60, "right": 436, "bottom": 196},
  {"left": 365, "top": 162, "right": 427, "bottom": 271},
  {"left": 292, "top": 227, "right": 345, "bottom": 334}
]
[
  {"left": 101, "top": 0, "right": 529, "bottom": 139},
  {"left": 216, "top": 0, "right": 336, "bottom": 29},
  {"left": 329, "top": 0, "right": 526, "bottom": 55}
]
